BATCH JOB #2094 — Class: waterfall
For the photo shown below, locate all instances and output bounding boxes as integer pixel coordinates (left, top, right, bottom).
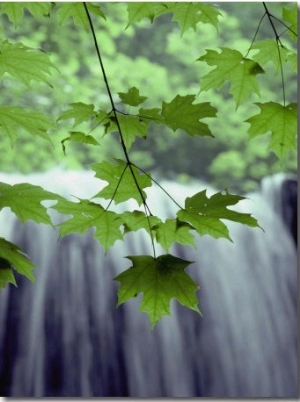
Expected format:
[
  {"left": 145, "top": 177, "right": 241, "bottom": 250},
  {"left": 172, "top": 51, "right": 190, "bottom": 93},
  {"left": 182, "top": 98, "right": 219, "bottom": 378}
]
[{"left": 0, "top": 171, "right": 297, "bottom": 397}]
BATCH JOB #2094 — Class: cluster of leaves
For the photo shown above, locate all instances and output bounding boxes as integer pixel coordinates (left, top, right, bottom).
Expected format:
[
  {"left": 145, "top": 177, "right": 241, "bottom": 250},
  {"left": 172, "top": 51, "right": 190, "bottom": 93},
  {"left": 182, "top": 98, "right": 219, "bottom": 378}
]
[{"left": 0, "top": 2, "right": 297, "bottom": 328}]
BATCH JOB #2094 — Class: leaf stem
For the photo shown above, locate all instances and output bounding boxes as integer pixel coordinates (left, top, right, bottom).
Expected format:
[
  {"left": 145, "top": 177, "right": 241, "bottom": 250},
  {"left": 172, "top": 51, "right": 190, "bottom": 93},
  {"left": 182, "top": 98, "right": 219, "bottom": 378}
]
[{"left": 83, "top": 2, "right": 156, "bottom": 257}]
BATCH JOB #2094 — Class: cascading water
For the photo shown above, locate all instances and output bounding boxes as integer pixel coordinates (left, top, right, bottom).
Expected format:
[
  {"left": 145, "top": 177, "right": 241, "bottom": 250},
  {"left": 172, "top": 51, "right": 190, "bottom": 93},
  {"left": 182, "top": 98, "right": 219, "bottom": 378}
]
[{"left": 0, "top": 170, "right": 297, "bottom": 397}]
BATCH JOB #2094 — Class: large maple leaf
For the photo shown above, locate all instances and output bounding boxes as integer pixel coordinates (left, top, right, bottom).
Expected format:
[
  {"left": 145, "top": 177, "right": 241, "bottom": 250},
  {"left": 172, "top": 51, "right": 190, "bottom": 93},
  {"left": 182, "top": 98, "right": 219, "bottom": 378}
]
[
  {"left": 0, "top": 40, "right": 56, "bottom": 86},
  {"left": 161, "top": 94, "right": 216, "bottom": 137},
  {"left": 246, "top": 102, "right": 297, "bottom": 160},
  {"left": 115, "top": 254, "right": 201, "bottom": 329},
  {"left": 198, "top": 47, "right": 265, "bottom": 108},
  {"left": 53, "top": 199, "right": 123, "bottom": 251},
  {"left": 92, "top": 159, "right": 152, "bottom": 206},
  {"left": 177, "top": 189, "right": 259, "bottom": 241},
  {"left": 0, "top": 182, "right": 62, "bottom": 224}
]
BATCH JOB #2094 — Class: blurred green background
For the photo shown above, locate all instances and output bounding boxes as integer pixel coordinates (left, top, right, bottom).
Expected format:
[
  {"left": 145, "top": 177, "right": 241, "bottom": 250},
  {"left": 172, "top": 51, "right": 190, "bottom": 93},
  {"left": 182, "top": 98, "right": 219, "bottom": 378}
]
[{"left": 0, "top": 2, "right": 297, "bottom": 193}]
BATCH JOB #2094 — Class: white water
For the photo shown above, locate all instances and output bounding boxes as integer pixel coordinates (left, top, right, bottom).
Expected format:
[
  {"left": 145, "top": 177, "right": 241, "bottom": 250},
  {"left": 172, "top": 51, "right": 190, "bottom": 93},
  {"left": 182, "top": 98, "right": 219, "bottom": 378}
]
[{"left": 0, "top": 170, "right": 297, "bottom": 397}]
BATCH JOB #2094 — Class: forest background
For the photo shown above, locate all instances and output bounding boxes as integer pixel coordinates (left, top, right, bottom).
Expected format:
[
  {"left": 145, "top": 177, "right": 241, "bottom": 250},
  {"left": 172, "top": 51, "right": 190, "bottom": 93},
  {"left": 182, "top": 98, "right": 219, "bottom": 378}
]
[{"left": 0, "top": 2, "right": 297, "bottom": 193}]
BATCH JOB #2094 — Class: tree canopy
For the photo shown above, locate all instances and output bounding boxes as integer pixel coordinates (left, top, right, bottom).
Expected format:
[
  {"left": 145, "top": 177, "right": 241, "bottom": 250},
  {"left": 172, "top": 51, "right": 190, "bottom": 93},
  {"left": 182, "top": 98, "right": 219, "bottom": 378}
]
[{"left": 0, "top": 2, "right": 297, "bottom": 328}]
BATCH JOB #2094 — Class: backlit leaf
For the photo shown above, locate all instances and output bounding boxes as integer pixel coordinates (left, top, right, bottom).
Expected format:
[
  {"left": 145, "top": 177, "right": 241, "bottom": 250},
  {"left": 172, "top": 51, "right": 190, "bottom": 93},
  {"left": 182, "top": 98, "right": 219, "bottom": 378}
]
[
  {"left": 283, "top": 5, "right": 297, "bottom": 41},
  {"left": 121, "top": 210, "right": 161, "bottom": 235},
  {"left": 115, "top": 254, "right": 201, "bottom": 329},
  {"left": 251, "top": 39, "right": 290, "bottom": 71},
  {"left": 0, "top": 107, "right": 53, "bottom": 144},
  {"left": 126, "top": 3, "right": 167, "bottom": 27},
  {"left": 0, "top": 238, "right": 35, "bottom": 286},
  {"left": 118, "top": 87, "right": 148, "bottom": 107},
  {"left": 161, "top": 94, "right": 216, "bottom": 137},
  {"left": 93, "top": 159, "right": 152, "bottom": 206},
  {"left": 165, "top": 3, "right": 221, "bottom": 35},
  {"left": 56, "top": 3, "right": 89, "bottom": 31},
  {"left": 0, "top": 40, "right": 56, "bottom": 86},
  {"left": 177, "top": 189, "right": 259, "bottom": 241},
  {"left": 198, "top": 47, "right": 265, "bottom": 108},
  {"left": 58, "top": 103, "right": 96, "bottom": 127},
  {"left": 245, "top": 102, "right": 297, "bottom": 159},
  {"left": 53, "top": 199, "right": 123, "bottom": 251},
  {"left": 155, "top": 219, "right": 195, "bottom": 252},
  {"left": 0, "top": 182, "right": 62, "bottom": 224}
]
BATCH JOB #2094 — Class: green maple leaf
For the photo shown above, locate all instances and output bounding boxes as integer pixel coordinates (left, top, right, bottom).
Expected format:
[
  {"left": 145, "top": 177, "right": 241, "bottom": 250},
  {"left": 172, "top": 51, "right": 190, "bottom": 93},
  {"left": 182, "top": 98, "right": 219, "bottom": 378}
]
[
  {"left": 138, "top": 107, "right": 164, "bottom": 125},
  {"left": 53, "top": 199, "right": 123, "bottom": 251},
  {"left": 121, "top": 210, "right": 161, "bottom": 235},
  {"left": 126, "top": 3, "right": 167, "bottom": 27},
  {"left": 56, "top": 3, "right": 88, "bottom": 30},
  {"left": 0, "top": 40, "right": 56, "bottom": 86},
  {"left": 61, "top": 131, "right": 100, "bottom": 155},
  {"left": 93, "top": 159, "right": 152, "bottom": 206},
  {"left": 251, "top": 40, "right": 290, "bottom": 71},
  {"left": 115, "top": 254, "right": 201, "bottom": 329},
  {"left": 0, "top": 3, "right": 52, "bottom": 26},
  {"left": 117, "top": 114, "right": 148, "bottom": 149},
  {"left": 0, "top": 183, "right": 62, "bottom": 224},
  {"left": 58, "top": 103, "right": 96, "bottom": 127},
  {"left": 0, "top": 238, "right": 35, "bottom": 288},
  {"left": 0, "top": 3, "right": 24, "bottom": 26},
  {"left": 245, "top": 102, "right": 297, "bottom": 160},
  {"left": 161, "top": 95, "right": 216, "bottom": 137},
  {"left": 177, "top": 189, "right": 259, "bottom": 241},
  {"left": 118, "top": 87, "right": 148, "bottom": 107},
  {"left": 0, "top": 107, "right": 53, "bottom": 145},
  {"left": 155, "top": 219, "right": 195, "bottom": 252},
  {"left": 283, "top": 5, "right": 297, "bottom": 41},
  {"left": 198, "top": 47, "right": 265, "bottom": 108},
  {"left": 165, "top": 3, "right": 221, "bottom": 35}
]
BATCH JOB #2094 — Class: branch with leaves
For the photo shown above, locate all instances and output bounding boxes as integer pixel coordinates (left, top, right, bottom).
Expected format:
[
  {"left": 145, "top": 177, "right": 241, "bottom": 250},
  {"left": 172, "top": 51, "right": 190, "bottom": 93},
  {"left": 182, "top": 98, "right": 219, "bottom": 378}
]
[{"left": 0, "top": 2, "right": 297, "bottom": 328}]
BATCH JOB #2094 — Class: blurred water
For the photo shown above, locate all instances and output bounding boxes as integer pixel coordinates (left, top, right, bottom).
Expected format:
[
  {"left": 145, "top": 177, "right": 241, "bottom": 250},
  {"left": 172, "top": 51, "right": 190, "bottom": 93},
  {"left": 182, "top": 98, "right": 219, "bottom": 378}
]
[{"left": 0, "top": 171, "right": 297, "bottom": 397}]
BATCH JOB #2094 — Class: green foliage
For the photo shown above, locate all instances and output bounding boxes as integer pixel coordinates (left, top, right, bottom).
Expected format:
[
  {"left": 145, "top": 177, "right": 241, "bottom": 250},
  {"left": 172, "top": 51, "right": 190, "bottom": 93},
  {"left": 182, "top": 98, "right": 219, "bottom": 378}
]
[
  {"left": 246, "top": 102, "right": 297, "bottom": 159},
  {"left": 0, "top": 107, "right": 53, "bottom": 144},
  {"left": 161, "top": 95, "right": 216, "bottom": 137},
  {"left": 115, "top": 254, "right": 201, "bottom": 329},
  {"left": 0, "top": 182, "right": 60, "bottom": 224},
  {"left": 177, "top": 190, "right": 259, "bottom": 241},
  {"left": 0, "top": 40, "right": 56, "bottom": 86},
  {"left": 93, "top": 160, "right": 152, "bottom": 206},
  {"left": 0, "top": 2, "right": 297, "bottom": 327},
  {"left": 198, "top": 48, "right": 265, "bottom": 108},
  {"left": 0, "top": 238, "right": 35, "bottom": 288}
]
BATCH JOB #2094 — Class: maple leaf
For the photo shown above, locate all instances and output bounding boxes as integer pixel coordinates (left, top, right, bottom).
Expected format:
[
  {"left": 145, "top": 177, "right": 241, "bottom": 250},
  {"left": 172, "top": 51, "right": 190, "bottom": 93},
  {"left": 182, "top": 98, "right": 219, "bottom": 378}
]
[
  {"left": 58, "top": 103, "right": 96, "bottom": 127},
  {"left": 177, "top": 189, "right": 259, "bottom": 241},
  {"left": 0, "top": 3, "right": 52, "bottom": 25},
  {"left": 0, "top": 238, "right": 35, "bottom": 288},
  {"left": 165, "top": 3, "right": 221, "bottom": 35},
  {"left": 92, "top": 159, "right": 152, "bottom": 206},
  {"left": 56, "top": 3, "right": 89, "bottom": 31},
  {"left": 155, "top": 219, "right": 195, "bottom": 252},
  {"left": 121, "top": 210, "right": 161, "bottom": 236},
  {"left": 118, "top": 87, "right": 148, "bottom": 107},
  {"left": 161, "top": 94, "right": 216, "bottom": 137},
  {"left": 115, "top": 254, "right": 201, "bottom": 329},
  {"left": 0, "top": 107, "right": 53, "bottom": 144},
  {"left": 117, "top": 114, "right": 148, "bottom": 149},
  {"left": 0, "top": 40, "right": 56, "bottom": 86},
  {"left": 198, "top": 47, "right": 265, "bottom": 108},
  {"left": 251, "top": 40, "right": 291, "bottom": 71},
  {"left": 126, "top": 3, "right": 167, "bottom": 27},
  {"left": 245, "top": 102, "right": 297, "bottom": 160},
  {"left": 138, "top": 107, "right": 164, "bottom": 125},
  {"left": 53, "top": 199, "right": 123, "bottom": 251},
  {"left": 283, "top": 5, "right": 297, "bottom": 41},
  {"left": 61, "top": 131, "right": 100, "bottom": 155},
  {"left": 0, "top": 182, "right": 62, "bottom": 224}
]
